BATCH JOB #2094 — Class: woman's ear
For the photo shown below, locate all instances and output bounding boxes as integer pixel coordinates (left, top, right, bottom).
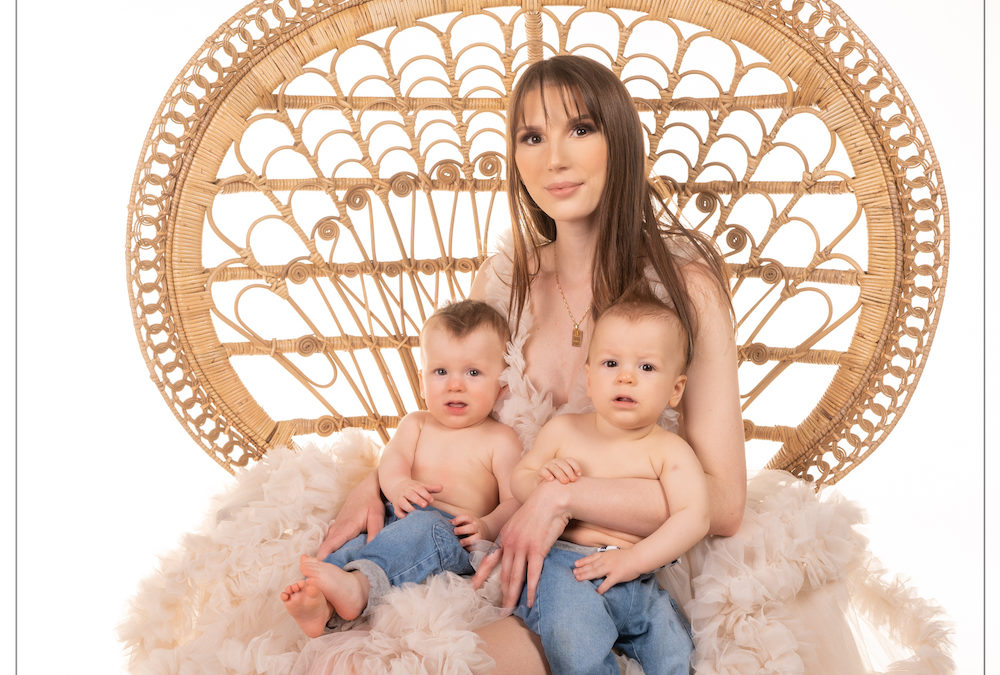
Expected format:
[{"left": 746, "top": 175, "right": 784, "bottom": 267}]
[{"left": 669, "top": 374, "right": 687, "bottom": 408}]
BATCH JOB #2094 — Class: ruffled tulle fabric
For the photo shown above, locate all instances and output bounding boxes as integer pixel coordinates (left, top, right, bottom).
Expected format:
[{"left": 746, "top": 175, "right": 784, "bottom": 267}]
[
  {"left": 654, "top": 469, "right": 954, "bottom": 674},
  {"left": 120, "top": 431, "right": 511, "bottom": 674}
]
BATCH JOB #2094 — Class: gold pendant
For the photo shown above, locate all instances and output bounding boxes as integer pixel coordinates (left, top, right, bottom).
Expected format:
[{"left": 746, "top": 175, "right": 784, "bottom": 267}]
[{"left": 572, "top": 325, "right": 583, "bottom": 347}]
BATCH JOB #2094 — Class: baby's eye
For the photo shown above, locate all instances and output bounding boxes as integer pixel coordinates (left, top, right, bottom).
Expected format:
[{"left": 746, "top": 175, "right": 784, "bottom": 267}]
[
  {"left": 639, "top": 363, "right": 655, "bottom": 372},
  {"left": 467, "top": 369, "right": 481, "bottom": 377},
  {"left": 433, "top": 368, "right": 447, "bottom": 376},
  {"left": 602, "top": 359, "right": 617, "bottom": 368}
]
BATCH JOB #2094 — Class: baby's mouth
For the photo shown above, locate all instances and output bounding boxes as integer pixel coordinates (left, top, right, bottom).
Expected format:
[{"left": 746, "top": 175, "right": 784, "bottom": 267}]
[
  {"left": 446, "top": 401, "right": 467, "bottom": 409},
  {"left": 614, "top": 396, "right": 636, "bottom": 404}
]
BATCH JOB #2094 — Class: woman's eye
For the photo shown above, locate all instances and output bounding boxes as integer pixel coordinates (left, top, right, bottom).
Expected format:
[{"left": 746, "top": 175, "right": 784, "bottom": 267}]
[
  {"left": 573, "top": 123, "right": 596, "bottom": 137},
  {"left": 519, "top": 133, "right": 541, "bottom": 145}
]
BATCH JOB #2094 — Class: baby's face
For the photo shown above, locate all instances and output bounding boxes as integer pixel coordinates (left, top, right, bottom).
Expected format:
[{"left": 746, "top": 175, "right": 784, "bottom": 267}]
[
  {"left": 419, "top": 324, "right": 507, "bottom": 429},
  {"left": 586, "top": 313, "right": 687, "bottom": 431}
]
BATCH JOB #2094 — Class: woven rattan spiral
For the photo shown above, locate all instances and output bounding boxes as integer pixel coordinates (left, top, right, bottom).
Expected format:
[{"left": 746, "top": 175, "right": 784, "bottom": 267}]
[{"left": 126, "top": 0, "right": 948, "bottom": 485}]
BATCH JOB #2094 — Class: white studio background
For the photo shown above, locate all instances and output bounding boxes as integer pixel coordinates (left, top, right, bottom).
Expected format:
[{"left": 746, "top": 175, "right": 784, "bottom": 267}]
[{"left": 13, "top": 1, "right": 986, "bottom": 673}]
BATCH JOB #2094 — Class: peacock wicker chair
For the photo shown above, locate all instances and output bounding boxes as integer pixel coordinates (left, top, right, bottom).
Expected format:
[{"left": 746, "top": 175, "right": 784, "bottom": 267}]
[{"left": 126, "top": 0, "right": 948, "bottom": 488}]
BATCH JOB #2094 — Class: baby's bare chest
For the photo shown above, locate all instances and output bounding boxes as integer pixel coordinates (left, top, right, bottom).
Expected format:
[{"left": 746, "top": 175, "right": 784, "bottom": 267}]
[
  {"left": 556, "top": 435, "right": 662, "bottom": 481},
  {"left": 411, "top": 427, "right": 495, "bottom": 486}
]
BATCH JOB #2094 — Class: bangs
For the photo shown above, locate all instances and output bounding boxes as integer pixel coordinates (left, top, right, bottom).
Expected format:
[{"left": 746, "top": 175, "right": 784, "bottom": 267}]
[{"left": 509, "top": 62, "right": 604, "bottom": 132}]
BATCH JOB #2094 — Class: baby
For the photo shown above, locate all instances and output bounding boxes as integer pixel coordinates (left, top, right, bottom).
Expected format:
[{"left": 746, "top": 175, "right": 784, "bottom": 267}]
[
  {"left": 511, "top": 294, "right": 710, "bottom": 674},
  {"left": 281, "top": 300, "right": 522, "bottom": 637}
]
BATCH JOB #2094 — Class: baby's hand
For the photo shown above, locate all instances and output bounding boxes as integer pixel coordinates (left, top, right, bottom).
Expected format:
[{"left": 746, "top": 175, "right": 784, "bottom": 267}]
[
  {"left": 538, "top": 457, "right": 582, "bottom": 484},
  {"left": 573, "top": 548, "right": 642, "bottom": 594},
  {"left": 451, "top": 514, "right": 490, "bottom": 548},
  {"left": 386, "top": 479, "right": 441, "bottom": 517}
]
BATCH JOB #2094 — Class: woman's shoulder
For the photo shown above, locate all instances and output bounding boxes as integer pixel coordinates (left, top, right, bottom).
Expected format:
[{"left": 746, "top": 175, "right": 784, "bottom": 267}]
[{"left": 469, "top": 252, "right": 512, "bottom": 309}]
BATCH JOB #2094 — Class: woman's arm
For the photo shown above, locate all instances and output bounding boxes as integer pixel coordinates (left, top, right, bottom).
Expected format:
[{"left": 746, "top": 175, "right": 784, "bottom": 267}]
[
  {"left": 468, "top": 253, "right": 498, "bottom": 301},
  {"left": 315, "top": 468, "right": 385, "bottom": 558},
  {"left": 678, "top": 262, "right": 747, "bottom": 535},
  {"left": 473, "top": 475, "right": 668, "bottom": 607}
]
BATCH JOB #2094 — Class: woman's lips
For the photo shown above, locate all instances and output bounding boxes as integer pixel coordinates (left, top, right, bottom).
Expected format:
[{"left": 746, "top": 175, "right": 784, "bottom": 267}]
[{"left": 545, "top": 182, "right": 582, "bottom": 197}]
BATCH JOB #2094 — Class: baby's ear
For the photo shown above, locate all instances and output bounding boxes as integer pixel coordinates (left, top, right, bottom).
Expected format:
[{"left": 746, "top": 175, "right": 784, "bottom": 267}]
[
  {"left": 418, "top": 369, "right": 426, "bottom": 401},
  {"left": 669, "top": 374, "right": 687, "bottom": 408}
]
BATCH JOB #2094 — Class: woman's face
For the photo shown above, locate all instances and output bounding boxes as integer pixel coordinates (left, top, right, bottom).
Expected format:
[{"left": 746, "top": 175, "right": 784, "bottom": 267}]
[{"left": 513, "top": 85, "right": 608, "bottom": 234}]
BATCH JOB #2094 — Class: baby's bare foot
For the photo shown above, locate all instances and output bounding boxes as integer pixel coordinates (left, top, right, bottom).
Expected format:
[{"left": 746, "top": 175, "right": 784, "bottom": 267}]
[
  {"left": 280, "top": 579, "right": 333, "bottom": 638},
  {"left": 300, "top": 555, "right": 369, "bottom": 621}
]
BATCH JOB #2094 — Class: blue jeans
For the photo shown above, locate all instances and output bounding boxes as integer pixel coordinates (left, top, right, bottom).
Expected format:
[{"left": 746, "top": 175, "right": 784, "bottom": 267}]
[
  {"left": 513, "top": 541, "right": 693, "bottom": 675},
  {"left": 322, "top": 501, "right": 474, "bottom": 619}
]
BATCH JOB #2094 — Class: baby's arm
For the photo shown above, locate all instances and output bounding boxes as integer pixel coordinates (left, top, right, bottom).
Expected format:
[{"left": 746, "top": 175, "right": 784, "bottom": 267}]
[
  {"left": 378, "top": 413, "right": 443, "bottom": 517},
  {"left": 452, "top": 426, "right": 523, "bottom": 547},
  {"left": 510, "top": 417, "right": 568, "bottom": 503},
  {"left": 574, "top": 434, "right": 709, "bottom": 594}
]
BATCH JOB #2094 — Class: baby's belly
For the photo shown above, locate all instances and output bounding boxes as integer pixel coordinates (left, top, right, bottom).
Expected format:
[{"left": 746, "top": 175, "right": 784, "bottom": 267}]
[
  {"left": 560, "top": 521, "right": 641, "bottom": 549},
  {"left": 415, "top": 481, "right": 497, "bottom": 519},
  {"left": 412, "top": 465, "right": 498, "bottom": 519}
]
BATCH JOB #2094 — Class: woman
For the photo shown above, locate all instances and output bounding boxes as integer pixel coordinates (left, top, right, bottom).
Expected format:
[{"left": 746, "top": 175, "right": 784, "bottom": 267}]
[{"left": 316, "top": 56, "right": 945, "bottom": 673}]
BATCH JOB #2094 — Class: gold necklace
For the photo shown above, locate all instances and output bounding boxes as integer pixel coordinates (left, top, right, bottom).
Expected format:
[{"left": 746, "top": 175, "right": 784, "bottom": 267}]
[{"left": 552, "top": 248, "right": 591, "bottom": 347}]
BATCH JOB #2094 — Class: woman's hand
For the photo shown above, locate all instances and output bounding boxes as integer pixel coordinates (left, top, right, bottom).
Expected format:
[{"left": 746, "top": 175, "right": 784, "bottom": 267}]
[
  {"left": 472, "top": 480, "right": 571, "bottom": 608},
  {"left": 573, "top": 548, "right": 642, "bottom": 594},
  {"left": 315, "top": 470, "right": 386, "bottom": 559}
]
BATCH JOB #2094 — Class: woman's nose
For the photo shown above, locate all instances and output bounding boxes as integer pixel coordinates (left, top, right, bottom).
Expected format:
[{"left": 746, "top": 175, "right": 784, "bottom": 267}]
[{"left": 547, "top": 137, "right": 567, "bottom": 171}]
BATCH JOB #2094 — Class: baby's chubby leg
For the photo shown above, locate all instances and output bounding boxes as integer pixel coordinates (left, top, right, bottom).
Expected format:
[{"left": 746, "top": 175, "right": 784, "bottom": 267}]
[{"left": 299, "top": 555, "right": 370, "bottom": 622}]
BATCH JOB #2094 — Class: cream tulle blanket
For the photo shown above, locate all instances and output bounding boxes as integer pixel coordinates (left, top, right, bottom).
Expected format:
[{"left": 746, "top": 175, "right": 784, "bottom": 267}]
[
  {"left": 119, "top": 434, "right": 952, "bottom": 673},
  {"left": 121, "top": 249, "right": 954, "bottom": 673}
]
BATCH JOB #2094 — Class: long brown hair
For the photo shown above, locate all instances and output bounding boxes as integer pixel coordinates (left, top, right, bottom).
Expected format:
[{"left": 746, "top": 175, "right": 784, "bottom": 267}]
[{"left": 505, "top": 55, "right": 732, "bottom": 363}]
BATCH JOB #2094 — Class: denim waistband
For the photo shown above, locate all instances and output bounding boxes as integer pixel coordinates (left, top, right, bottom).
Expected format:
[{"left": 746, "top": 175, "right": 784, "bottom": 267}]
[
  {"left": 553, "top": 539, "right": 676, "bottom": 568},
  {"left": 552, "top": 539, "right": 620, "bottom": 555}
]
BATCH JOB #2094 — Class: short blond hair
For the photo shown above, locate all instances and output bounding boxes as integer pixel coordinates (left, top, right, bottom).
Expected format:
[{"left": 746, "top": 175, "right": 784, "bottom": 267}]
[
  {"left": 593, "top": 287, "right": 688, "bottom": 368},
  {"left": 421, "top": 300, "right": 511, "bottom": 346}
]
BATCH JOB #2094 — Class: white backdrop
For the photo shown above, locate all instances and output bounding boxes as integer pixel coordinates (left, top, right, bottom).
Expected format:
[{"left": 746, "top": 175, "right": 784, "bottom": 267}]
[{"left": 12, "top": 1, "right": 987, "bottom": 672}]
